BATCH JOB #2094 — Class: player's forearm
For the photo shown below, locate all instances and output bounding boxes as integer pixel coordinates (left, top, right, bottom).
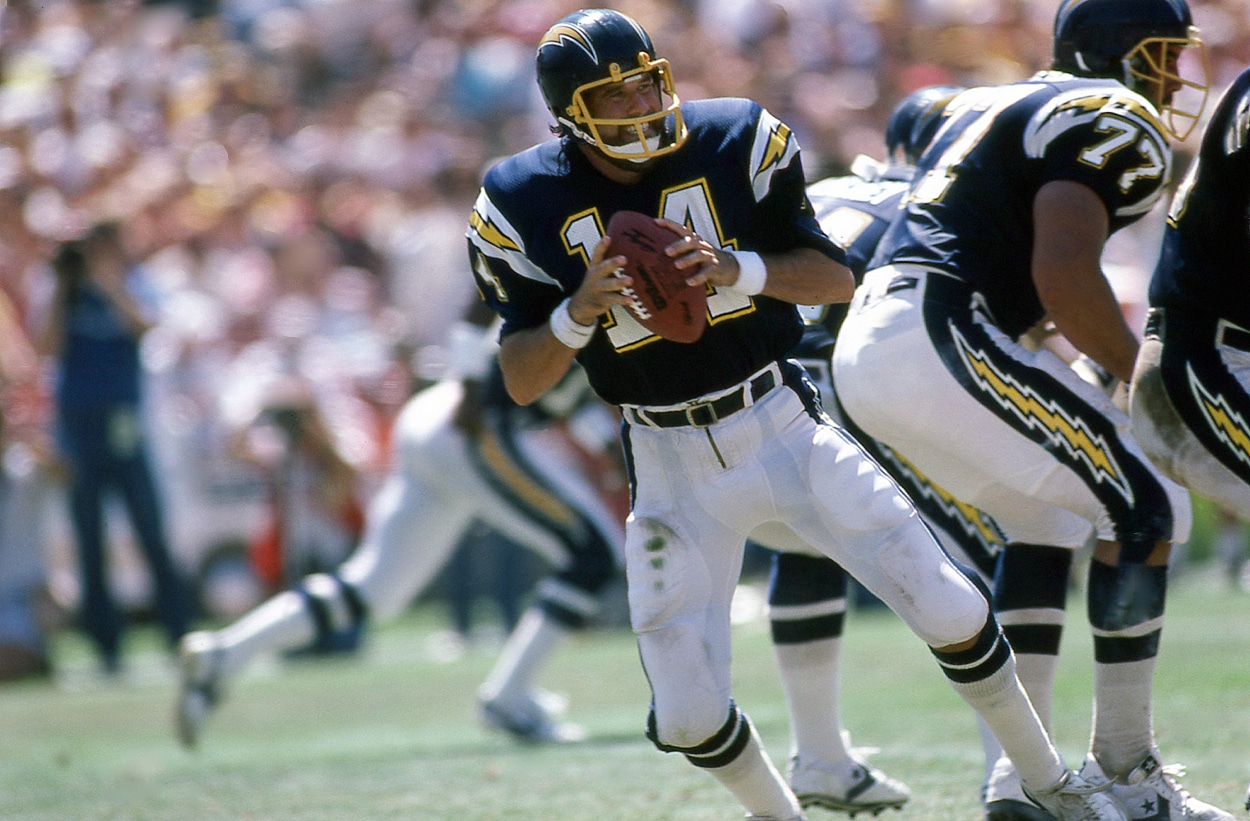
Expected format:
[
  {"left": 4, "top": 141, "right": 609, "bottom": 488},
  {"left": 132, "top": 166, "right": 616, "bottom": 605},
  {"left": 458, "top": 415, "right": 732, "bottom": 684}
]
[
  {"left": 1043, "top": 292, "right": 1139, "bottom": 384},
  {"left": 498, "top": 326, "right": 579, "bottom": 406},
  {"left": 753, "top": 248, "right": 854, "bottom": 305}
]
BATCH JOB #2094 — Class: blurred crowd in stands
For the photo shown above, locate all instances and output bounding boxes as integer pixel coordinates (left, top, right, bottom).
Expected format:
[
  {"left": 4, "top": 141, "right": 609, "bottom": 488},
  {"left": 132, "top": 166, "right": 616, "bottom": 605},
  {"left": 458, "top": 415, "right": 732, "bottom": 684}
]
[{"left": 1, "top": 0, "right": 1248, "bottom": 679}]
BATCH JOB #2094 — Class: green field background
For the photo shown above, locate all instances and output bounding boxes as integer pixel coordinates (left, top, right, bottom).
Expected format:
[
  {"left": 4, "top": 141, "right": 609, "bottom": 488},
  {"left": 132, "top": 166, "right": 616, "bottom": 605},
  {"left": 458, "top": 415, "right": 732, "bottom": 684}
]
[{"left": 2, "top": 566, "right": 1248, "bottom": 820}]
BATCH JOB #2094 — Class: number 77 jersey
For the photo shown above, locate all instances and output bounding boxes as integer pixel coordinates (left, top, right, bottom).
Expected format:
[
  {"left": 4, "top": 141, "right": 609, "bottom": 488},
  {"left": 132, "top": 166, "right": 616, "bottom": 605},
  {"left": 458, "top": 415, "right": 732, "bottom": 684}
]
[{"left": 873, "top": 72, "right": 1174, "bottom": 340}]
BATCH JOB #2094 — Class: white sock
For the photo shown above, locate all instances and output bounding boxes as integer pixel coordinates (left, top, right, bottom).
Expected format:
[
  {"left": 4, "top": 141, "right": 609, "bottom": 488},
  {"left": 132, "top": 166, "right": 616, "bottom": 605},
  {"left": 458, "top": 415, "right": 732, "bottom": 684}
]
[
  {"left": 706, "top": 717, "right": 803, "bottom": 819},
  {"left": 773, "top": 638, "right": 851, "bottom": 764},
  {"left": 947, "top": 654, "right": 1066, "bottom": 795},
  {"left": 976, "top": 651, "right": 1059, "bottom": 785},
  {"left": 1014, "top": 652, "right": 1059, "bottom": 731},
  {"left": 975, "top": 716, "right": 1003, "bottom": 786},
  {"left": 479, "top": 608, "right": 568, "bottom": 703},
  {"left": 216, "top": 591, "right": 317, "bottom": 680},
  {"left": 1090, "top": 658, "right": 1156, "bottom": 779}
]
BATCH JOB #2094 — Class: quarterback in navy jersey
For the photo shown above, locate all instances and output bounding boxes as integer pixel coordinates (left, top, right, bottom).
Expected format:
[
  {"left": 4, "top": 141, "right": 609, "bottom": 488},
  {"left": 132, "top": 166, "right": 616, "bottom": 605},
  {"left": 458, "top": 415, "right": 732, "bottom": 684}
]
[
  {"left": 1131, "top": 65, "right": 1250, "bottom": 520},
  {"left": 468, "top": 9, "right": 1122, "bottom": 821},
  {"left": 470, "top": 92, "right": 833, "bottom": 408},
  {"left": 833, "top": 1, "right": 1231, "bottom": 820}
]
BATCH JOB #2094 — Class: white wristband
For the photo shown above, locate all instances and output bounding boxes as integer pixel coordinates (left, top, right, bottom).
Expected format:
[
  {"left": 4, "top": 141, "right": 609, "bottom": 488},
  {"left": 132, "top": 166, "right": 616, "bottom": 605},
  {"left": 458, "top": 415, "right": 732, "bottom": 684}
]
[
  {"left": 728, "top": 250, "right": 767, "bottom": 296},
  {"left": 549, "top": 298, "right": 595, "bottom": 349}
]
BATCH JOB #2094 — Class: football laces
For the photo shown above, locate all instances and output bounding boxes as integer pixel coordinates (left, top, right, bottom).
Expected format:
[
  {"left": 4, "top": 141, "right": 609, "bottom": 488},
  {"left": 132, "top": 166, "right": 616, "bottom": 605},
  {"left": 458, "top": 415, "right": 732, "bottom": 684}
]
[{"left": 615, "top": 270, "right": 652, "bottom": 320}]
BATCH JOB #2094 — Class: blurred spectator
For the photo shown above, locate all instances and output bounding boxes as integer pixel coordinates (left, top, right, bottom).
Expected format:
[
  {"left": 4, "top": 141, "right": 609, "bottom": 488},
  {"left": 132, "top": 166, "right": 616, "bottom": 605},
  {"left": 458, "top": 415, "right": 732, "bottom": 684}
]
[
  {"left": 0, "top": 286, "right": 55, "bottom": 682},
  {"left": 34, "top": 222, "right": 191, "bottom": 675}
]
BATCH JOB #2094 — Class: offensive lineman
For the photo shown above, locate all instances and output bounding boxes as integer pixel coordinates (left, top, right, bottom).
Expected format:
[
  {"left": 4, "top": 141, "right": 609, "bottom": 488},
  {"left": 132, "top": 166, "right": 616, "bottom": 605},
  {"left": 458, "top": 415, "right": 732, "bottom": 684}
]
[
  {"left": 1130, "top": 65, "right": 1250, "bottom": 526},
  {"left": 1126, "top": 63, "right": 1250, "bottom": 815},
  {"left": 831, "top": 1, "right": 1231, "bottom": 819},
  {"left": 468, "top": 9, "right": 1124, "bottom": 821}
]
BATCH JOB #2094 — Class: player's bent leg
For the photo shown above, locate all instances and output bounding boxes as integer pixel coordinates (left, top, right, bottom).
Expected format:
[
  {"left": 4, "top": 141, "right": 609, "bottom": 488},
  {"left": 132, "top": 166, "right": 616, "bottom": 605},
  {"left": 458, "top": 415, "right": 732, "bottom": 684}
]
[
  {"left": 477, "top": 505, "right": 619, "bottom": 744},
  {"left": 808, "top": 510, "right": 1105, "bottom": 820},
  {"left": 175, "top": 571, "right": 368, "bottom": 748},
  {"left": 1085, "top": 556, "right": 1234, "bottom": 821},
  {"left": 476, "top": 606, "right": 588, "bottom": 744},
  {"left": 476, "top": 577, "right": 602, "bottom": 744},
  {"left": 627, "top": 513, "right": 803, "bottom": 817},
  {"left": 337, "top": 471, "right": 473, "bottom": 622},
  {"left": 930, "top": 618, "right": 1125, "bottom": 821}
]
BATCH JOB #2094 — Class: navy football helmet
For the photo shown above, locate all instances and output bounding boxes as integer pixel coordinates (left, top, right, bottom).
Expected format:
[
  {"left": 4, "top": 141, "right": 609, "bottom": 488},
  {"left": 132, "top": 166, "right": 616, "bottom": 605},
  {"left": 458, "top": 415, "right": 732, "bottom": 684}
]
[
  {"left": 884, "top": 85, "right": 965, "bottom": 166},
  {"left": 1052, "top": 0, "right": 1208, "bottom": 139},
  {"left": 536, "top": 9, "right": 686, "bottom": 162}
]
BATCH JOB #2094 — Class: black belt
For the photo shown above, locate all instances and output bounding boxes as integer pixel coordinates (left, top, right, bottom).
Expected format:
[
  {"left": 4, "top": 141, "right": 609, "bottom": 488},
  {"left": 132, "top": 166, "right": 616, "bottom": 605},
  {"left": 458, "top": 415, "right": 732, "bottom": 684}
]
[{"left": 627, "top": 368, "right": 777, "bottom": 429}]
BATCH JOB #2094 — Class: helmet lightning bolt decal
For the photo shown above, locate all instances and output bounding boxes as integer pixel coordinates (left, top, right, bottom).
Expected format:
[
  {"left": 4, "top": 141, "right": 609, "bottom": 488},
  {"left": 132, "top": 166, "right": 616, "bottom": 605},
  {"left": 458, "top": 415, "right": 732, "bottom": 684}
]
[
  {"left": 950, "top": 325, "right": 1133, "bottom": 503},
  {"left": 538, "top": 23, "right": 596, "bottom": 62},
  {"left": 1188, "top": 364, "right": 1250, "bottom": 467}
]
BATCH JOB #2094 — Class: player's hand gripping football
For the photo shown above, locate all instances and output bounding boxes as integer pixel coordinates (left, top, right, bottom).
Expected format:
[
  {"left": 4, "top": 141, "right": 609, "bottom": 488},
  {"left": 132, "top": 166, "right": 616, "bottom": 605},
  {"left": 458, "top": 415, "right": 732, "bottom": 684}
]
[
  {"left": 654, "top": 218, "right": 743, "bottom": 290},
  {"left": 565, "top": 237, "right": 635, "bottom": 327}
]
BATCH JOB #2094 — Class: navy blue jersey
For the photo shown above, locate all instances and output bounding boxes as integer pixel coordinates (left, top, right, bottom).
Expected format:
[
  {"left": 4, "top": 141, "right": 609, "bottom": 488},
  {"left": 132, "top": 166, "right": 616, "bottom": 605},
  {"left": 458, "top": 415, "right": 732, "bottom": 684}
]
[
  {"left": 466, "top": 98, "right": 844, "bottom": 407},
  {"left": 1149, "top": 67, "right": 1250, "bottom": 328},
  {"left": 873, "top": 73, "right": 1173, "bottom": 339}
]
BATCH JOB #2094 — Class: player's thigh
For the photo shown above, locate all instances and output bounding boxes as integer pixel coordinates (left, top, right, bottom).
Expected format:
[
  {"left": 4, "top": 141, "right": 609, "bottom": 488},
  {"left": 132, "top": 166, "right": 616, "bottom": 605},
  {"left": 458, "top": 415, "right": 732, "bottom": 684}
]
[
  {"left": 771, "top": 422, "right": 990, "bottom": 647},
  {"left": 1132, "top": 338, "right": 1250, "bottom": 517},
  {"left": 625, "top": 430, "right": 745, "bottom": 740},
  {"left": 339, "top": 471, "right": 476, "bottom": 619},
  {"left": 838, "top": 302, "right": 1140, "bottom": 548}
]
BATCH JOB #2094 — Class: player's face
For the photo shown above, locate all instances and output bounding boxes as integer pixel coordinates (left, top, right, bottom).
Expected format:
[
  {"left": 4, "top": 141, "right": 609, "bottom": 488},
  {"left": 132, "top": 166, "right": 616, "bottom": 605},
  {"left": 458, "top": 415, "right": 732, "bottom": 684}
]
[
  {"left": 1157, "top": 43, "right": 1184, "bottom": 103},
  {"left": 1132, "top": 41, "right": 1187, "bottom": 105},
  {"left": 583, "top": 73, "right": 664, "bottom": 147}
]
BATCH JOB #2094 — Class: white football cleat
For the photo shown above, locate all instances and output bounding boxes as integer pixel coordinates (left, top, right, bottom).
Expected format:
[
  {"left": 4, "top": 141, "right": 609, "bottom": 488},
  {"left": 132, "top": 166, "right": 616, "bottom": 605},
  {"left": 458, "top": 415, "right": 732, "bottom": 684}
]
[
  {"left": 1024, "top": 762, "right": 1127, "bottom": 821},
  {"left": 476, "top": 688, "right": 587, "bottom": 744},
  {"left": 176, "top": 631, "right": 224, "bottom": 749},
  {"left": 1095, "top": 751, "right": 1233, "bottom": 821},
  {"left": 788, "top": 753, "right": 911, "bottom": 815},
  {"left": 985, "top": 756, "right": 1058, "bottom": 821}
]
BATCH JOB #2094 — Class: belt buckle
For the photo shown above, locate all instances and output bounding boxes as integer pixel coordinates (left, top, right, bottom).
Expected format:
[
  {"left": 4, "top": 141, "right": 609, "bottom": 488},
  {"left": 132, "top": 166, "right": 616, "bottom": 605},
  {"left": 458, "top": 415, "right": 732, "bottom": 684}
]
[{"left": 685, "top": 403, "right": 717, "bottom": 428}]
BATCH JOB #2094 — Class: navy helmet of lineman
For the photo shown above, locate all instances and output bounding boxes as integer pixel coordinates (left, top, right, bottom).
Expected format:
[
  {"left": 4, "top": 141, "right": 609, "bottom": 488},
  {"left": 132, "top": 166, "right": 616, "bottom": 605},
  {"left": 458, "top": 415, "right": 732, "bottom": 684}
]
[
  {"left": 884, "top": 84, "right": 966, "bottom": 167},
  {"left": 1051, "top": 0, "right": 1209, "bottom": 140},
  {"left": 535, "top": 8, "right": 687, "bottom": 164}
]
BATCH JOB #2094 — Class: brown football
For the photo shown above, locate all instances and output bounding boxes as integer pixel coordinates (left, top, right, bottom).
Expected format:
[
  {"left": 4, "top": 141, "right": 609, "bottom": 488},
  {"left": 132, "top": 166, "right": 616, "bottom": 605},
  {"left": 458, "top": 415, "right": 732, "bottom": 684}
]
[{"left": 607, "top": 210, "right": 708, "bottom": 344}]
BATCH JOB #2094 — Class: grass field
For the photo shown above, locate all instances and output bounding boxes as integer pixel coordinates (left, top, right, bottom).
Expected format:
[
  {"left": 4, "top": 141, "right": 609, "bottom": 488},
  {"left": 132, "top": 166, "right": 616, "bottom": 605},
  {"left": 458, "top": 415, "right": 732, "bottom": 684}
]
[{"left": 2, "top": 568, "right": 1248, "bottom": 821}]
